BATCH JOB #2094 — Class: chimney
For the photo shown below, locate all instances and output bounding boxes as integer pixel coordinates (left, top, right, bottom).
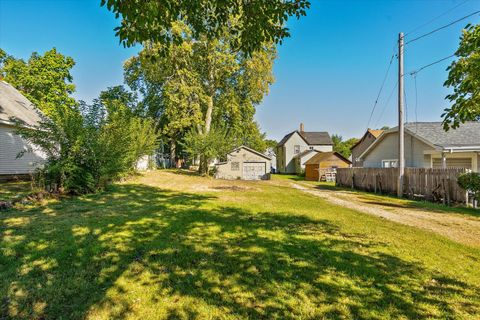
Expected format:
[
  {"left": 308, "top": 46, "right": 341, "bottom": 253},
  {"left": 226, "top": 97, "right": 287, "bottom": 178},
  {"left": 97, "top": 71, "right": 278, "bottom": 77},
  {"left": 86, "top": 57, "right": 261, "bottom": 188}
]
[{"left": 300, "top": 123, "right": 304, "bottom": 132}]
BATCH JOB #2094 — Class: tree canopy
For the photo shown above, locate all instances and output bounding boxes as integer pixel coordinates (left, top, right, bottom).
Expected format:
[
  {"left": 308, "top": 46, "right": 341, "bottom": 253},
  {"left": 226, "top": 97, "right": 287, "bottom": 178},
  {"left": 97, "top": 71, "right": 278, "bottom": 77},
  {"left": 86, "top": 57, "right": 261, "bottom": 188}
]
[
  {"left": 0, "top": 48, "right": 76, "bottom": 118},
  {"left": 332, "top": 134, "right": 358, "bottom": 159},
  {"left": 442, "top": 23, "right": 480, "bottom": 130},
  {"left": 124, "top": 20, "right": 275, "bottom": 172},
  {"left": 1, "top": 48, "right": 158, "bottom": 194},
  {"left": 101, "top": 0, "right": 310, "bottom": 53}
]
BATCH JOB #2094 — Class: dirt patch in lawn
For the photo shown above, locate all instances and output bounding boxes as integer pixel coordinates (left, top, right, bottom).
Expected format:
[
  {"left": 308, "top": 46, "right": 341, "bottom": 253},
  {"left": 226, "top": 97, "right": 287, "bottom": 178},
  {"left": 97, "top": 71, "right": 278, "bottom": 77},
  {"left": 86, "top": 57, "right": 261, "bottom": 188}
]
[{"left": 291, "top": 182, "right": 480, "bottom": 248}]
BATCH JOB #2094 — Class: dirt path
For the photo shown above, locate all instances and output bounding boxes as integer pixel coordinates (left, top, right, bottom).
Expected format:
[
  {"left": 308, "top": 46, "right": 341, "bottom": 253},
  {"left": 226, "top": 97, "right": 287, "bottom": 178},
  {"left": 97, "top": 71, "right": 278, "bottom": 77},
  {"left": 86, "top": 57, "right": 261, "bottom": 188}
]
[{"left": 290, "top": 182, "right": 480, "bottom": 248}]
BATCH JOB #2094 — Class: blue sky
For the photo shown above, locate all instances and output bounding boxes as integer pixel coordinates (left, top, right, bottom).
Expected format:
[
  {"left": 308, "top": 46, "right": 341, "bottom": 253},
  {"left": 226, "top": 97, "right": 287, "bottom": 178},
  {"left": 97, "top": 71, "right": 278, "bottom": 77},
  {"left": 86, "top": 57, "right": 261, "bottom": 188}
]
[{"left": 1, "top": 0, "right": 479, "bottom": 141}]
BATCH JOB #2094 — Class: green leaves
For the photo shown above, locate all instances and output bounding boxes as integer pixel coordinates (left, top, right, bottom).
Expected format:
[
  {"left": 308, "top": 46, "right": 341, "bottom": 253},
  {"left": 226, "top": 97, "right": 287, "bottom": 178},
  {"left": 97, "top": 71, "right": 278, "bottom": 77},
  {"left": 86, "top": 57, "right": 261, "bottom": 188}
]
[
  {"left": 124, "top": 20, "right": 276, "bottom": 170},
  {"left": 332, "top": 134, "right": 358, "bottom": 159},
  {"left": 457, "top": 172, "right": 480, "bottom": 201},
  {"left": 101, "top": 0, "right": 310, "bottom": 54},
  {"left": 442, "top": 24, "right": 480, "bottom": 130},
  {"left": 0, "top": 48, "right": 76, "bottom": 117}
]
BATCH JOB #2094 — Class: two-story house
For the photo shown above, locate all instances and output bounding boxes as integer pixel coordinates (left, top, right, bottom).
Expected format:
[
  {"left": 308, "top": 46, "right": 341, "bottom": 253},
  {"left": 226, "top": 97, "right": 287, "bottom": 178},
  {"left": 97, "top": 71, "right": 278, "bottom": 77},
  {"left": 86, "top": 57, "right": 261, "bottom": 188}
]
[{"left": 276, "top": 123, "right": 333, "bottom": 174}]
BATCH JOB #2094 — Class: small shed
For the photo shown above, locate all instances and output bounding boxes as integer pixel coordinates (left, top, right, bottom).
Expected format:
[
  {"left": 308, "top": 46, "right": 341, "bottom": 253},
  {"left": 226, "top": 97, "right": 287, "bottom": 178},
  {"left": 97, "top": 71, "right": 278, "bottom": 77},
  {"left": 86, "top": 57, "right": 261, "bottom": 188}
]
[
  {"left": 215, "top": 146, "right": 271, "bottom": 180},
  {"left": 305, "top": 152, "right": 351, "bottom": 181}
]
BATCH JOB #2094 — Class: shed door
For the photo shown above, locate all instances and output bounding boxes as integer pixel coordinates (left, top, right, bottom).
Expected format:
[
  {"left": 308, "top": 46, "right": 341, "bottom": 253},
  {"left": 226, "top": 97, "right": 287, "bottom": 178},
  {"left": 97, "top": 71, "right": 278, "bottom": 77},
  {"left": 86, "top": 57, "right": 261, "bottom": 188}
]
[{"left": 243, "top": 162, "right": 266, "bottom": 180}]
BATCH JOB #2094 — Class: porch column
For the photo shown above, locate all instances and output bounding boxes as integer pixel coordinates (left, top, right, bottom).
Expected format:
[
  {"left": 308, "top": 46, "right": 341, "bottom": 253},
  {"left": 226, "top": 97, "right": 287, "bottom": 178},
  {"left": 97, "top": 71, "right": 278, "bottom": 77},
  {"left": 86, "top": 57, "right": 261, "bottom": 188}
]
[{"left": 441, "top": 152, "right": 447, "bottom": 169}]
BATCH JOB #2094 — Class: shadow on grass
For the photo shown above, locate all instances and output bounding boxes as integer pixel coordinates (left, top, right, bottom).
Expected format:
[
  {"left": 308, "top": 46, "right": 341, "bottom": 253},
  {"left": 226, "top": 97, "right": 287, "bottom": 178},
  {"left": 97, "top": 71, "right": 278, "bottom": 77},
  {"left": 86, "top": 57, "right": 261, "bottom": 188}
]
[{"left": 1, "top": 184, "right": 479, "bottom": 319}]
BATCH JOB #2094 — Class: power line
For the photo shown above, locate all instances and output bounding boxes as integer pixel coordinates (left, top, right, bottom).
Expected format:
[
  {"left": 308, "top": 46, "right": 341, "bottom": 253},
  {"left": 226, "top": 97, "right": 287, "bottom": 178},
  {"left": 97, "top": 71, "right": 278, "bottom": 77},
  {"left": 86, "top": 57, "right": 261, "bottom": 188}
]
[
  {"left": 409, "top": 54, "right": 455, "bottom": 75},
  {"left": 405, "top": 0, "right": 470, "bottom": 36},
  {"left": 374, "top": 80, "right": 398, "bottom": 128},
  {"left": 405, "top": 10, "right": 480, "bottom": 45},
  {"left": 413, "top": 74, "right": 419, "bottom": 133},
  {"left": 365, "top": 53, "right": 395, "bottom": 131},
  {"left": 404, "top": 87, "right": 409, "bottom": 124}
]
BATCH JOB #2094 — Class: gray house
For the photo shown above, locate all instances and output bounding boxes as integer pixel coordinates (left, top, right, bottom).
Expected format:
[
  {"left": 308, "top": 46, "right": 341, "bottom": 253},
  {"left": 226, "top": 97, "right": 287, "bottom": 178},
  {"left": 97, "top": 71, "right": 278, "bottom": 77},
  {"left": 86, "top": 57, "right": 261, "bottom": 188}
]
[
  {"left": 0, "top": 81, "right": 46, "bottom": 178},
  {"left": 215, "top": 146, "right": 271, "bottom": 180},
  {"left": 350, "top": 129, "right": 384, "bottom": 167},
  {"left": 359, "top": 122, "right": 480, "bottom": 172},
  {"left": 276, "top": 123, "right": 333, "bottom": 174}
]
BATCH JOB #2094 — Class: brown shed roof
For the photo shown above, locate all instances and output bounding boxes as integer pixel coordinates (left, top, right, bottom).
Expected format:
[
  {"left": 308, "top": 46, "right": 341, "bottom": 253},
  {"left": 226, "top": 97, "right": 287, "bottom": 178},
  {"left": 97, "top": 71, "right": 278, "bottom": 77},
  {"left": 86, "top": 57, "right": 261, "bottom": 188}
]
[{"left": 304, "top": 151, "right": 351, "bottom": 165}]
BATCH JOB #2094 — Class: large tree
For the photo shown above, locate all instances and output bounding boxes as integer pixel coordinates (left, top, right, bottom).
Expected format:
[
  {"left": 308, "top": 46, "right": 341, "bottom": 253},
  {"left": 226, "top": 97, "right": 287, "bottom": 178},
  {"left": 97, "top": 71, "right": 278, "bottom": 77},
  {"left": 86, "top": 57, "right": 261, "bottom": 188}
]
[
  {"left": 442, "top": 24, "right": 480, "bottom": 130},
  {"left": 0, "top": 48, "right": 76, "bottom": 118},
  {"left": 101, "top": 0, "right": 310, "bottom": 53},
  {"left": 124, "top": 21, "right": 275, "bottom": 172}
]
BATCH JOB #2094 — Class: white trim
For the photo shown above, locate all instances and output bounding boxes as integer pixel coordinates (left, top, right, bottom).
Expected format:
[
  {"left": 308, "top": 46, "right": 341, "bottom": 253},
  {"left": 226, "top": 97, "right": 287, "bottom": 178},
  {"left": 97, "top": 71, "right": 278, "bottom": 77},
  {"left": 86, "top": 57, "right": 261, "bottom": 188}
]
[{"left": 382, "top": 159, "right": 398, "bottom": 168}]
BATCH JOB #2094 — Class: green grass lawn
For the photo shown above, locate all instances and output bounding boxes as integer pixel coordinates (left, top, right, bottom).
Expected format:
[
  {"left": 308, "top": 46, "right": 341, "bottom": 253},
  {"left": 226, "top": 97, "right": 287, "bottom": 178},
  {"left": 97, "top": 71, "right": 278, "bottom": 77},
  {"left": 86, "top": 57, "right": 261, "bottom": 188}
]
[
  {"left": 0, "top": 181, "right": 34, "bottom": 202},
  {"left": 1, "top": 171, "right": 480, "bottom": 319}
]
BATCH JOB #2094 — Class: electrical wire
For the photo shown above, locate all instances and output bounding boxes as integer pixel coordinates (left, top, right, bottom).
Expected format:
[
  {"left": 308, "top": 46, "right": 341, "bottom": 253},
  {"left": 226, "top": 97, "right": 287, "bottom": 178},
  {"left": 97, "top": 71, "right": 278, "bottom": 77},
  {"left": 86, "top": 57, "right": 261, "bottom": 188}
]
[
  {"left": 365, "top": 53, "right": 395, "bottom": 131},
  {"left": 374, "top": 80, "right": 398, "bottom": 128},
  {"left": 413, "top": 74, "right": 419, "bottom": 133},
  {"left": 405, "top": 10, "right": 480, "bottom": 45},
  {"left": 409, "top": 54, "right": 455, "bottom": 75},
  {"left": 405, "top": 0, "right": 470, "bottom": 36}
]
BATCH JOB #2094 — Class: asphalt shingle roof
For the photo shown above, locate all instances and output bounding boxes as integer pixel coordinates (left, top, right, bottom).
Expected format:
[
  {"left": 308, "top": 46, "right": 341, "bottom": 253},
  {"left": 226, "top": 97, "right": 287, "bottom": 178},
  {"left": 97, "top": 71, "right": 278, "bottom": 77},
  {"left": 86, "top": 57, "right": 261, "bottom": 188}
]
[
  {"left": 404, "top": 122, "right": 480, "bottom": 148},
  {"left": 277, "top": 130, "right": 332, "bottom": 146},
  {"left": 0, "top": 81, "right": 42, "bottom": 127}
]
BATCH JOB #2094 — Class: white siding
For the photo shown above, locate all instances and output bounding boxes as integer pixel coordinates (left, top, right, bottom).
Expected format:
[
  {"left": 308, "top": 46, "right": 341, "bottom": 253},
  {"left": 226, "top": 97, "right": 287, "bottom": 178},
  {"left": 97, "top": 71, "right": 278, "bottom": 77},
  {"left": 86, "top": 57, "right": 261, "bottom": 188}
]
[
  {"left": 0, "top": 124, "right": 46, "bottom": 175},
  {"left": 311, "top": 145, "right": 333, "bottom": 152},
  {"left": 282, "top": 132, "right": 309, "bottom": 173},
  {"left": 363, "top": 132, "right": 432, "bottom": 168},
  {"left": 294, "top": 151, "right": 319, "bottom": 174}
]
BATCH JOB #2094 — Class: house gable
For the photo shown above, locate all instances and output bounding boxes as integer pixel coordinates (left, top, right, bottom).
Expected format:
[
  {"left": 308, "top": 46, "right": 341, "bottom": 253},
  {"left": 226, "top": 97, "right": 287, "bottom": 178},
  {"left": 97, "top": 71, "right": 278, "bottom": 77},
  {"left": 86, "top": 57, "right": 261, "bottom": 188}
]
[{"left": 361, "top": 130, "right": 433, "bottom": 168}]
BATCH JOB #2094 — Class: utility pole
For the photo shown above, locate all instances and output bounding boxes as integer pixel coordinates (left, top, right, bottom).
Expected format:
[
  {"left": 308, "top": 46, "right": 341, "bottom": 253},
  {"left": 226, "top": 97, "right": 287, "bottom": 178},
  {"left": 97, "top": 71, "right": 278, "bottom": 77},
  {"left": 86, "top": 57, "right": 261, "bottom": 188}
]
[{"left": 397, "top": 32, "right": 405, "bottom": 197}]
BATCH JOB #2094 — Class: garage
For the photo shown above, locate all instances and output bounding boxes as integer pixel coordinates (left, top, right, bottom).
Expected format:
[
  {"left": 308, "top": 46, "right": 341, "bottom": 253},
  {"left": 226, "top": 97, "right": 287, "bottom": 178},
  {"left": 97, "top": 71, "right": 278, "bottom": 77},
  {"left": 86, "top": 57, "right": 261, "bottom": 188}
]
[
  {"left": 243, "top": 162, "right": 266, "bottom": 180},
  {"left": 215, "top": 146, "right": 271, "bottom": 180}
]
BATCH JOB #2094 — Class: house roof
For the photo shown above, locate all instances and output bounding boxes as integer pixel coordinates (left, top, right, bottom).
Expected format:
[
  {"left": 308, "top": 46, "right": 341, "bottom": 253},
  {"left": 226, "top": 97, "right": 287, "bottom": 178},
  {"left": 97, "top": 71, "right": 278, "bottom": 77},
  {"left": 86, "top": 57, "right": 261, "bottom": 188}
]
[
  {"left": 277, "top": 130, "right": 332, "bottom": 147},
  {"left": 368, "top": 129, "right": 384, "bottom": 138},
  {"left": 231, "top": 146, "right": 271, "bottom": 160},
  {"left": 0, "top": 81, "right": 42, "bottom": 127},
  {"left": 305, "top": 151, "right": 352, "bottom": 165},
  {"left": 293, "top": 149, "right": 319, "bottom": 159},
  {"left": 359, "top": 121, "right": 480, "bottom": 159},
  {"left": 350, "top": 128, "right": 384, "bottom": 150},
  {"left": 404, "top": 122, "right": 480, "bottom": 148}
]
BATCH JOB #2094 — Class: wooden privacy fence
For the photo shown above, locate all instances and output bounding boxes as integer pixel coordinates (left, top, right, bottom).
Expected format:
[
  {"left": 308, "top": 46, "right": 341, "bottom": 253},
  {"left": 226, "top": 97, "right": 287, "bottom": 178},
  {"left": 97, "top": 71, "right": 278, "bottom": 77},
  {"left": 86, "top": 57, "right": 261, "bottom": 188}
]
[{"left": 336, "top": 167, "right": 468, "bottom": 205}]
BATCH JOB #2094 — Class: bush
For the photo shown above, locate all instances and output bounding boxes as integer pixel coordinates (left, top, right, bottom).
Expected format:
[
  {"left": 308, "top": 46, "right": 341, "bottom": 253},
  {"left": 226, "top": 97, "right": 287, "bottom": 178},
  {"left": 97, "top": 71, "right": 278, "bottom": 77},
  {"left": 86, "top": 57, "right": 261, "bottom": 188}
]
[
  {"left": 457, "top": 172, "right": 480, "bottom": 201},
  {"left": 17, "top": 100, "right": 159, "bottom": 195}
]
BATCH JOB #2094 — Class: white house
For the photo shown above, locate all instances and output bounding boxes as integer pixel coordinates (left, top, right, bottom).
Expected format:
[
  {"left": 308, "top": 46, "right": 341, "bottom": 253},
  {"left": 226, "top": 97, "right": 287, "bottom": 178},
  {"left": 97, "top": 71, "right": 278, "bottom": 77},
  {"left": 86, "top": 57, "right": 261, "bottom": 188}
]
[
  {"left": 359, "top": 122, "right": 480, "bottom": 172},
  {"left": 276, "top": 123, "right": 333, "bottom": 174},
  {"left": 0, "top": 81, "right": 46, "bottom": 178}
]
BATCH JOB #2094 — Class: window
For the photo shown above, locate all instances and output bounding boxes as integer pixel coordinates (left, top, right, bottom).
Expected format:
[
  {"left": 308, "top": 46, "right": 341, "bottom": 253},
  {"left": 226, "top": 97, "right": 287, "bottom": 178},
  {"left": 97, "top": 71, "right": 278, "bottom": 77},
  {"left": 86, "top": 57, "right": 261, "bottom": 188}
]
[
  {"left": 294, "top": 145, "right": 300, "bottom": 154},
  {"left": 382, "top": 159, "right": 398, "bottom": 168},
  {"left": 231, "top": 162, "right": 239, "bottom": 171}
]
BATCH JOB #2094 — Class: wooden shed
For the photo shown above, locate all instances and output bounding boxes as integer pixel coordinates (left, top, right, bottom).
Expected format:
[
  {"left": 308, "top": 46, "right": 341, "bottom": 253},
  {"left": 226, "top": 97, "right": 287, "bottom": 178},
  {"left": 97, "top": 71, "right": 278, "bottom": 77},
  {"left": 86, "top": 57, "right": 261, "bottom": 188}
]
[{"left": 304, "top": 152, "right": 351, "bottom": 181}]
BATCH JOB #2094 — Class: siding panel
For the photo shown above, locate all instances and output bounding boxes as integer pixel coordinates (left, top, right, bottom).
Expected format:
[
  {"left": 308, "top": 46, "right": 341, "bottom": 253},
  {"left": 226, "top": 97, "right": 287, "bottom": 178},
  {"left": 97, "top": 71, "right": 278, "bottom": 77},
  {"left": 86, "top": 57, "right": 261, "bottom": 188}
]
[{"left": 0, "top": 124, "right": 46, "bottom": 174}]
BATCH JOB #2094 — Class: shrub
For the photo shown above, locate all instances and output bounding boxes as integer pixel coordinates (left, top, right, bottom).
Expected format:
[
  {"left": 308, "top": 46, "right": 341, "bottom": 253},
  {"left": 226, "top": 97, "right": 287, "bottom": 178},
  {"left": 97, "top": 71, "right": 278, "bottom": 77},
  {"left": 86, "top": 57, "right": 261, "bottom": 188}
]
[
  {"left": 17, "top": 101, "right": 159, "bottom": 195},
  {"left": 457, "top": 172, "right": 480, "bottom": 202}
]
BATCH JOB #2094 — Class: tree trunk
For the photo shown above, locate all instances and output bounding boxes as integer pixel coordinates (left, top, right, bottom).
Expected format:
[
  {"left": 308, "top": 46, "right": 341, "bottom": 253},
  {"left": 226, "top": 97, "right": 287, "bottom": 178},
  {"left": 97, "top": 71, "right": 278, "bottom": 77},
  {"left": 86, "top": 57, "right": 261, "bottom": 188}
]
[
  {"left": 199, "top": 154, "right": 208, "bottom": 174},
  {"left": 205, "top": 95, "right": 213, "bottom": 134},
  {"left": 170, "top": 139, "right": 176, "bottom": 168}
]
